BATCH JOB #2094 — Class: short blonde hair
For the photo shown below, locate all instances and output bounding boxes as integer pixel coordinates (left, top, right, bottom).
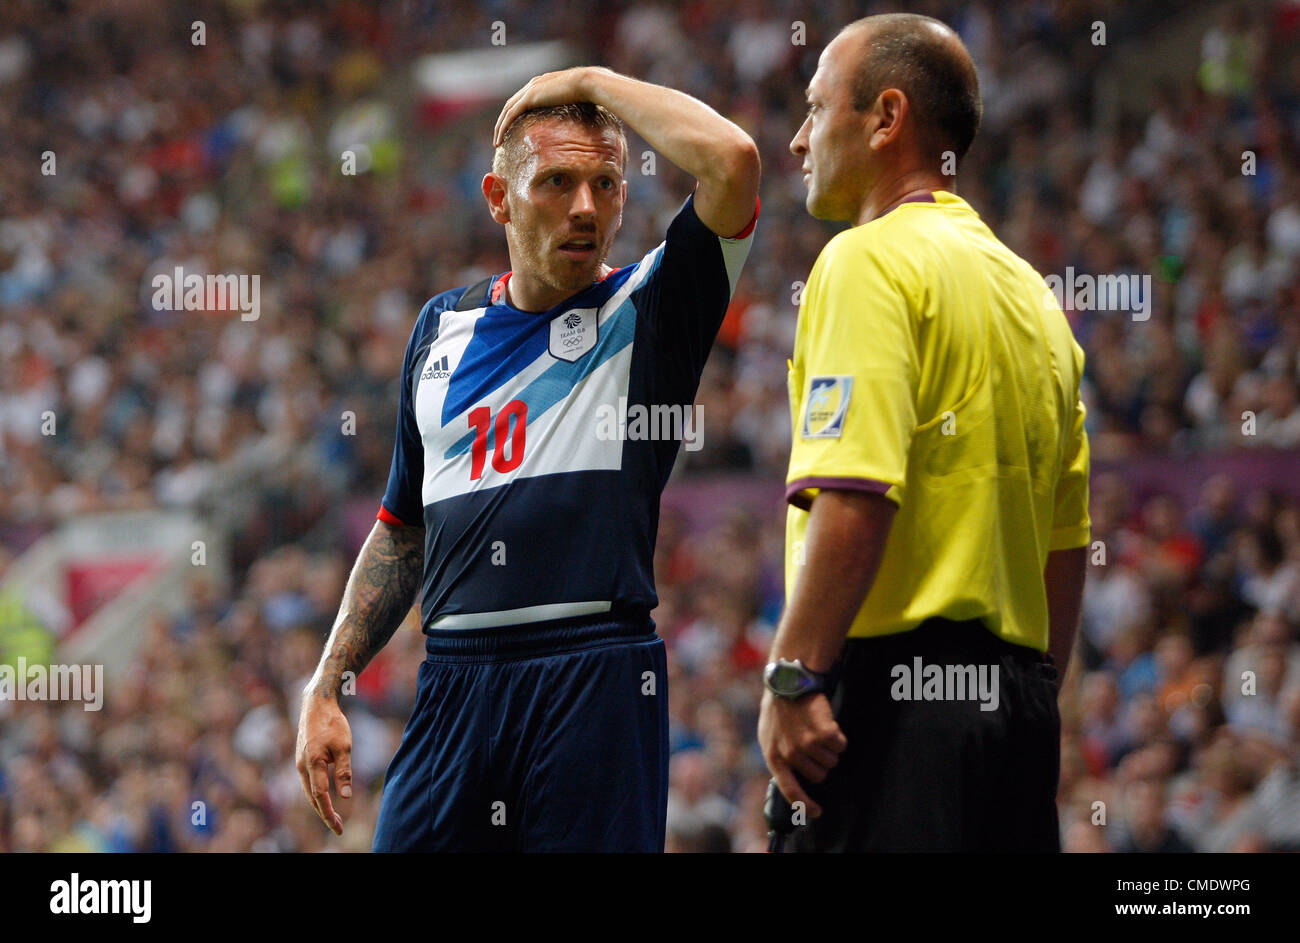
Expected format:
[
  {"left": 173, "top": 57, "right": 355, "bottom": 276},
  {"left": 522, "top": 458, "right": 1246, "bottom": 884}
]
[{"left": 492, "top": 102, "right": 627, "bottom": 182}]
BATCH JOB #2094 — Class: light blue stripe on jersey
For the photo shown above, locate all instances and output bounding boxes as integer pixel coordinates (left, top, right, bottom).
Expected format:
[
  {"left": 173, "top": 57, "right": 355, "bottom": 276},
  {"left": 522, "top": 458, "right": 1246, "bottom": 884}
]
[
  {"left": 442, "top": 291, "right": 639, "bottom": 461},
  {"left": 440, "top": 313, "right": 547, "bottom": 427},
  {"left": 440, "top": 263, "right": 641, "bottom": 428}
]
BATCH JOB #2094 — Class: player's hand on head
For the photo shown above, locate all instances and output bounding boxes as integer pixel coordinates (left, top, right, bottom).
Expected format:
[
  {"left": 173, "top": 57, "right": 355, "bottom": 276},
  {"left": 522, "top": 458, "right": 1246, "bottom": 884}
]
[
  {"left": 758, "top": 690, "right": 847, "bottom": 818},
  {"left": 295, "top": 696, "right": 354, "bottom": 836},
  {"left": 493, "top": 66, "right": 608, "bottom": 147}
]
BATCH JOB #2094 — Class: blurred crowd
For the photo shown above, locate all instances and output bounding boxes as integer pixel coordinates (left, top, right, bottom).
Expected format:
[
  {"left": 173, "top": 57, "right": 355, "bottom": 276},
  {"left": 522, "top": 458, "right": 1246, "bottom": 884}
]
[{"left": 2, "top": 0, "right": 1300, "bottom": 852}]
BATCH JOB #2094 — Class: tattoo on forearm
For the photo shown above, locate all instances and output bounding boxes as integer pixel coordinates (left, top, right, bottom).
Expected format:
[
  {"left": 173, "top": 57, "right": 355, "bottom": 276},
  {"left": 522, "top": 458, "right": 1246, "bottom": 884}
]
[{"left": 311, "top": 523, "right": 423, "bottom": 699}]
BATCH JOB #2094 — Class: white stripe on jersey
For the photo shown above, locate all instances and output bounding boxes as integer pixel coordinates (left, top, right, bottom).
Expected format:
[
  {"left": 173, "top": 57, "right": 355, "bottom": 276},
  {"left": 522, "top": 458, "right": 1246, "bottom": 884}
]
[
  {"left": 428, "top": 599, "right": 613, "bottom": 630},
  {"left": 415, "top": 245, "right": 664, "bottom": 506}
]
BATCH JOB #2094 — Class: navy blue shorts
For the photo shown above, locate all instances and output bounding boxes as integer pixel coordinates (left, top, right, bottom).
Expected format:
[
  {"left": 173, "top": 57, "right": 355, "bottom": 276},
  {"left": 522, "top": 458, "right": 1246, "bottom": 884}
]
[{"left": 372, "top": 616, "right": 669, "bottom": 852}]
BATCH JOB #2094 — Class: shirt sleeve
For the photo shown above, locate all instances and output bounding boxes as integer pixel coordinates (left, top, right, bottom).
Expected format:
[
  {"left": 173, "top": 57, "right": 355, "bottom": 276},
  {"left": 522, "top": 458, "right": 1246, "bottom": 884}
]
[
  {"left": 786, "top": 233, "right": 919, "bottom": 511},
  {"left": 1050, "top": 343, "right": 1091, "bottom": 550},
  {"left": 378, "top": 298, "right": 437, "bottom": 528},
  {"left": 638, "top": 190, "right": 758, "bottom": 390}
]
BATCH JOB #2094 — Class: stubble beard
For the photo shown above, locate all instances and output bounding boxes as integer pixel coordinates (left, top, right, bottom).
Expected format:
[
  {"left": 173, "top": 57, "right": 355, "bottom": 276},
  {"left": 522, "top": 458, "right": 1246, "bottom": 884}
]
[{"left": 519, "top": 228, "right": 609, "bottom": 296}]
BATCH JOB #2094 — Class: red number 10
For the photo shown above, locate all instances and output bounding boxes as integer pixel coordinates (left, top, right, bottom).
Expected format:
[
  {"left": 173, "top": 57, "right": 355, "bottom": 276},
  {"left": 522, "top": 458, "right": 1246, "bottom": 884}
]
[{"left": 468, "top": 400, "right": 527, "bottom": 480}]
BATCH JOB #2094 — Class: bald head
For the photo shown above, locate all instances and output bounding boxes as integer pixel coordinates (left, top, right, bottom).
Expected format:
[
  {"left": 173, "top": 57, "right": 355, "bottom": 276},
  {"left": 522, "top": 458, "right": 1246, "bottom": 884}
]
[{"left": 841, "top": 14, "right": 982, "bottom": 168}]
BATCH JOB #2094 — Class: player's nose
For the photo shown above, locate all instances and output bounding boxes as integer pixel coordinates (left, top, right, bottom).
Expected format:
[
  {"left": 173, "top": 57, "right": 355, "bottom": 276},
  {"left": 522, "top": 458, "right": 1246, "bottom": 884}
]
[{"left": 570, "top": 182, "right": 597, "bottom": 217}]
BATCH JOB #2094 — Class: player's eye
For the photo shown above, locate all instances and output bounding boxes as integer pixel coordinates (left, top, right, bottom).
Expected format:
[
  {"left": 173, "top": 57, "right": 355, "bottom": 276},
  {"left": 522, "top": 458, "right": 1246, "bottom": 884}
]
[{"left": 546, "top": 173, "right": 565, "bottom": 186}]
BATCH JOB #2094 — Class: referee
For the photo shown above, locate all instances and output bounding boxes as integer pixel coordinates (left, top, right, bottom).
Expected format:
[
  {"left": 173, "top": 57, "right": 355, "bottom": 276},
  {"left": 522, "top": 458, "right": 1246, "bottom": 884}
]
[
  {"left": 759, "top": 14, "right": 1090, "bottom": 852},
  {"left": 295, "top": 67, "right": 759, "bottom": 851}
]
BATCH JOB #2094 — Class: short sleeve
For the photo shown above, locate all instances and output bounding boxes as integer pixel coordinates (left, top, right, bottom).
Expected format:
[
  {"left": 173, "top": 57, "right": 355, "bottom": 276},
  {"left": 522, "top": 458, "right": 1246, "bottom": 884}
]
[
  {"left": 786, "top": 235, "right": 919, "bottom": 510},
  {"left": 1050, "top": 352, "right": 1091, "bottom": 550},
  {"left": 379, "top": 299, "right": 437, "bottom": 527},
  {"left": 638, "top": 191, "right": 757, "bottom": 389}
]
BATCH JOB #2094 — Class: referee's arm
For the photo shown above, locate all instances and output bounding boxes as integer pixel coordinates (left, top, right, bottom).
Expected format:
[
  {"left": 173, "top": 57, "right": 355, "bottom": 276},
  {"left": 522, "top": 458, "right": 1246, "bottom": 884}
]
[
  {"left": 1045, "top": 354, "right": 1090, "bottom": 690},
  {"left": 1045, "top": 547, "right": 1086, "bottom": 689},
  {"left": 760, "top": 489, "right": 894, "bottom": 816},
  {"left": 770, "top": 490, "right": 893, "bottom": 672}
]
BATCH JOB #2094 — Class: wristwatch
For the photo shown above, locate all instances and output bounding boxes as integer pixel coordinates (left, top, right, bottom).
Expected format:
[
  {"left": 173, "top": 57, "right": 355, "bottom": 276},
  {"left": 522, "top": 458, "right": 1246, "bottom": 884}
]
[{"left": 763, "top": 658, "right": 830, "bottom": 700}]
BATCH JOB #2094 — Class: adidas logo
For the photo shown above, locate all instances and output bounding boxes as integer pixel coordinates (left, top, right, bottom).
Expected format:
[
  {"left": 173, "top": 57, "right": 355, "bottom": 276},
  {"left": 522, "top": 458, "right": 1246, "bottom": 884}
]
[{"left": 421, "top": 355, "right": 450, "bottom": 380}]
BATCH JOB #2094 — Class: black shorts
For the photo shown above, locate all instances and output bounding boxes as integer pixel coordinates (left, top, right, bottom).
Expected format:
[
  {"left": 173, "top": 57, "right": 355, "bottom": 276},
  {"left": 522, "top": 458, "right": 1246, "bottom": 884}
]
[{"left": 786, "top": 617, "right": 1061, "bottom": 853}]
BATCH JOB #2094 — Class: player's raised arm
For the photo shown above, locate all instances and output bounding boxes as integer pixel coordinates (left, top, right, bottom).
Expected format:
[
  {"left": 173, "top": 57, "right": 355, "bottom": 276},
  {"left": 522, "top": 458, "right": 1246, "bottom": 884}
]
[
  {"left": 294, "top": 517, "right": 424, "bottom": 835},
  {"left": 493, "top": 66, "right": 760, "bottom": 238}
]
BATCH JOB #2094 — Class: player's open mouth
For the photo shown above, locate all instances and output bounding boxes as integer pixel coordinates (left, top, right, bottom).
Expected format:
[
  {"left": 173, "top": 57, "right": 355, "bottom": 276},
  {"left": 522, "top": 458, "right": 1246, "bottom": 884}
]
[{"left": 559, "top": 240, "right": 596, "bottom": 258}]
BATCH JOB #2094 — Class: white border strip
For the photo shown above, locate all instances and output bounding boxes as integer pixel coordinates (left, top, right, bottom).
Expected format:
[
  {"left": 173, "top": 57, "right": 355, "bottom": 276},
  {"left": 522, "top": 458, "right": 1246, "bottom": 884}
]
[{"left": 427, "top": 599, "right": 613, "bottom": 630}]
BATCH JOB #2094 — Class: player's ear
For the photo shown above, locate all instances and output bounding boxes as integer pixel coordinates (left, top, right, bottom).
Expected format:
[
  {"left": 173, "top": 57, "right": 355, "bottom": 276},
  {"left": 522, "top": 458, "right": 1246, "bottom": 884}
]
[
  {"left": 611, "top": 179, "right": 627, "bottom": 235},
  {"left": 483, "top": 172, "right": 511, "bottom": 224}
]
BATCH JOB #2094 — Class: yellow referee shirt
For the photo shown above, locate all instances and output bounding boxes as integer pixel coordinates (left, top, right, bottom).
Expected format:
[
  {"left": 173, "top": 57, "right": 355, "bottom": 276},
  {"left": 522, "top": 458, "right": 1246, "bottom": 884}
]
[{"left": 785, "top": 190, "right": 1089, "bottom": 652}]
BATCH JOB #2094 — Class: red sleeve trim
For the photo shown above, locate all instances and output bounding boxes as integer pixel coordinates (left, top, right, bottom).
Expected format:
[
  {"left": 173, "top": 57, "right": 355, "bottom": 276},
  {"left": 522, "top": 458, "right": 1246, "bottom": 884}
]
[
  {"left": 727, "top": 196, "right": 760, "bottom": 240},
  {"left": 377, "top": 505, "right": 407, "bottom": 527}
]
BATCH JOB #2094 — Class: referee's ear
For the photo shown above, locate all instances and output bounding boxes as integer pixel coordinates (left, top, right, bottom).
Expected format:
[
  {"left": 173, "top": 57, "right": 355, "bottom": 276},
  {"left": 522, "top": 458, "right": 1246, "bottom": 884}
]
[
  {"left": 483, "top": 172, "right": 511, "bottom": 225},
  {"left": 867, "top": 87, "right": 911, "bottom": 154}
]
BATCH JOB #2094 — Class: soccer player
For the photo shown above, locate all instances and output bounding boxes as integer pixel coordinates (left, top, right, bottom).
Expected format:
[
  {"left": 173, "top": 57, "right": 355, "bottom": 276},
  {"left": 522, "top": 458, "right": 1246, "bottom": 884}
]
[
  {"left": 759, "top": 14, "right": 1089, "bottom": 851},
  {"left": 295, "top": 66, "right": 759, "bottom": 852}
]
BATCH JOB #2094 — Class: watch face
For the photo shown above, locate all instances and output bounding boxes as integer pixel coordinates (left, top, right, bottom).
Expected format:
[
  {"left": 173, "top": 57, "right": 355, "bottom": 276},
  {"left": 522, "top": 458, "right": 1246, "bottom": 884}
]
[{"left": 768, "top": 663, "right": 806, "bottom": 696}]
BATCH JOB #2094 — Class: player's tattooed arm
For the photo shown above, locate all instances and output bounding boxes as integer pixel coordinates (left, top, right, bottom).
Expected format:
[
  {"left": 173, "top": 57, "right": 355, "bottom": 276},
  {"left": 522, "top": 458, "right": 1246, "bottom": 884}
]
[{"left": 307, "top": 519, "right": 424, "bottom": 700}]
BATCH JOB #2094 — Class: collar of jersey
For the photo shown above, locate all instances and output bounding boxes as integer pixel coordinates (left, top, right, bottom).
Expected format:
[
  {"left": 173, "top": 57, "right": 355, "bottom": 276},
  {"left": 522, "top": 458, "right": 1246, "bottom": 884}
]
[
  {"left": 487, "top": 266, "right": 632, "bottom": 316},
  {"left": 872, "top": 190, "right": 938, "bottom": 221},
  {"left": 873, "top": 188, "right": 975, "bottom": 222}
]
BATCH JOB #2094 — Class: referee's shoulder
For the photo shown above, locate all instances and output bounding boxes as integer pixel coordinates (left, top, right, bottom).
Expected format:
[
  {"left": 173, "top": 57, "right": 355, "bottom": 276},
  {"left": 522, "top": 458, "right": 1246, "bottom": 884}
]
[
  {"left": 815, "top": 213, "right": 909, "bottom": 276},
  {"left": 839, "top": 206, "right": 927, "bottom": 250}
]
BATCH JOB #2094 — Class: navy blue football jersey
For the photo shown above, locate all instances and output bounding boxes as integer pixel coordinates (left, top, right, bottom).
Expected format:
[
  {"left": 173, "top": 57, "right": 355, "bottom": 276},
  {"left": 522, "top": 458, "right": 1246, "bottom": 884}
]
[{"left": 379, "top": 192, "right": 756, "bottom": 630}]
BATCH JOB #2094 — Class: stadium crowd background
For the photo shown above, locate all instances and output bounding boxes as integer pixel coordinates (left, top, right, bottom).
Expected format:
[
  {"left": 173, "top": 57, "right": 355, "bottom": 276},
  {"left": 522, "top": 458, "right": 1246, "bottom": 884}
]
[{"left": 2, "top": 0, "right": 1300, "bottom": 852}]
